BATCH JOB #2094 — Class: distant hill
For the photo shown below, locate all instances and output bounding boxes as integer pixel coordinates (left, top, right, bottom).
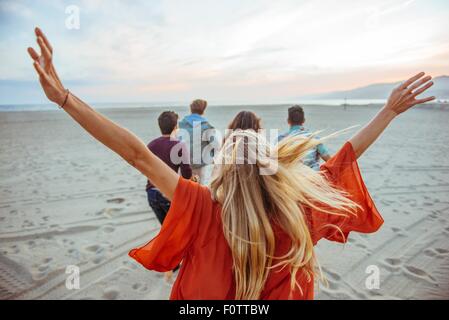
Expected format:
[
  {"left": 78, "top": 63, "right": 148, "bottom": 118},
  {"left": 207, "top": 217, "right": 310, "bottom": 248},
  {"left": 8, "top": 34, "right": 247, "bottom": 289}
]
[{"left": 303, "top": 75, "right": 449, "bottom": 100}]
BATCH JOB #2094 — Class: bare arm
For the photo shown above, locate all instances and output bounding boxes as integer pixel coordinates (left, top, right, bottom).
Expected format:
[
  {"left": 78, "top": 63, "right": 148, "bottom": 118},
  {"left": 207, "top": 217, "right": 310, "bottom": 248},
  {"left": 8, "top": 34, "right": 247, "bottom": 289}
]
[
  {"left": 28, "top": 27, "right": 178, "bottom": 200},
  {"left": 349, "top": 72, "right": 435, "bottom": 159}
]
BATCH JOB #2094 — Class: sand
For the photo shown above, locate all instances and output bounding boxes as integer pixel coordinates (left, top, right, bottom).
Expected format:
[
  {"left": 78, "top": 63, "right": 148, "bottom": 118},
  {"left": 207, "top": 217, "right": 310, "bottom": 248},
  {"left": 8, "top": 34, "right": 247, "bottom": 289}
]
[{"left": 0, "top": 103, "right": 448, "bottom": 300}]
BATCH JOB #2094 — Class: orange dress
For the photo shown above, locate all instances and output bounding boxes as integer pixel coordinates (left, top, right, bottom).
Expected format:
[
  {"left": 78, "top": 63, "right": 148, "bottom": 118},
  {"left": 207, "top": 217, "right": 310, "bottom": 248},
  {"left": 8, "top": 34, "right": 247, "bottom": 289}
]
[{"left": 129, "top": 142, "right": 384, "bottom": 299}]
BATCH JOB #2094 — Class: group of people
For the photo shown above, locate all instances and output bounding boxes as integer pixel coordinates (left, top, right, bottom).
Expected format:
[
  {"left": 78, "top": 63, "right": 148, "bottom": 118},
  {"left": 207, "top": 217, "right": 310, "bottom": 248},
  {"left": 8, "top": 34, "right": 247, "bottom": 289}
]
[
  {"left": 145, "top": 101, "right": 332, "bottom": 281},
  {"left": 29, "top": 27, "right": 435, "bottom": 299},
  {"left": 146, "top": 101, "right": 330, "bottom": 220}
]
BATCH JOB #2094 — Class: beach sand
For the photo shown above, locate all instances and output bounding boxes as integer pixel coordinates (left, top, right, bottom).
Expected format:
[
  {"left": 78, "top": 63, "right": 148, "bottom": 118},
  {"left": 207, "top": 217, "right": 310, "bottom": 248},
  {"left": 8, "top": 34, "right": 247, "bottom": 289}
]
[{"left": 1, "top": 104, "right": 449, "bottom": 300}]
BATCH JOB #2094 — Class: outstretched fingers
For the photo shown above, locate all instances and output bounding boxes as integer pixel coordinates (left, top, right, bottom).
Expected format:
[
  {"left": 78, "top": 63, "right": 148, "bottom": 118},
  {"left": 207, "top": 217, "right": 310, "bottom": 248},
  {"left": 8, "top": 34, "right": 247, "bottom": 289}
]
[
  {"left": 27, "top": 47, "right": 39, "bottom": 61},
  {"left": 35, "top": 27, "right": 53, "bottom": 53},
  {"left": 406, "top": 75, "right": 432, "bottom": 93},
  {"left": 400, "top": 72, "right": 425, "bottom": 90},
  {"left": 415, "top": 96, "right": 436, "bottom": 105},
  {"left": 411, "top": 80, "right": 434, "bottom": 98},
  {"left": 37, "top": 36, "right": 52, "bottom": 61},
  {"left": 33, "top": 61, "right": 48, "bottom": 80}
]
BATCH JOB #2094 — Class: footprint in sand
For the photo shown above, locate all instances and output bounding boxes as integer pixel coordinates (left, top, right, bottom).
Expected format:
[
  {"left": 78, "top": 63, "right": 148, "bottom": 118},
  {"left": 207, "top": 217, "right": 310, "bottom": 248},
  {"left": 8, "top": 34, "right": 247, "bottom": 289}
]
[
  {"left": 92, "top": 255, "right": 106, "bottom": 265},
  {"left": 385, "top": 258, "right": 402, "bottom": 266},
  {"left": 132, "top": 283, "right": 148, "bottom": 292},
  {"left": 428, "top": 212, "right": 438, "bottom": 220},
  {"left": 84, "top": 244, "right": 101, "bottom": 253},
  {"left": 132, "top": 283, "right": 141, "bottom": 290},
  {"left": 42, "top": 257, "right": 53, "bottom": 264},
  {"left": 37, "top": 264, "right": 49, "bottom": 273},
  {"left": 391, "top": 227, "right": 408, "bottom": 237},
  {"left": 403, "top": 265, "right": 437, "bottom": 283},
  {"left": 107, "top": 198, "right": 125, "bottom": 204},
  {"left": 435, "top": 248, "right": 449, "bottom": 255},
  {"left": 67, "top": 248, "right": 81, "bottom": 258},
  {"left": 382, "top": 257, "right": 403, "bottom": 272},
  {"left": 102, "top": 226, "right": 115, "bottom": 233},
  {"left": 355, "top": 242, "right": 370, "bottom": 251},
  {"left": 139, "top": 285, "right": 148, "bottom": 292},
  {"left": 424, "top": 248, "right": 449, "bottom": 258},
  {"left": 95, "top": 208, "right": 123, "bottom": 217},
  {"left": 103, "top": 287, "right": 120, "bottom": 300},
  {"left": 23, "top": 220, "right": 34, "bottom": 228}
]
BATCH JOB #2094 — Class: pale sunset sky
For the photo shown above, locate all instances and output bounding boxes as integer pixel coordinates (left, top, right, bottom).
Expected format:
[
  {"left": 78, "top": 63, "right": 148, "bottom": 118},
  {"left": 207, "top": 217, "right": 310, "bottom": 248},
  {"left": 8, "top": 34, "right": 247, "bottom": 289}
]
[{"left": 0, "top": 0, "right": 448, "bottom": 104}]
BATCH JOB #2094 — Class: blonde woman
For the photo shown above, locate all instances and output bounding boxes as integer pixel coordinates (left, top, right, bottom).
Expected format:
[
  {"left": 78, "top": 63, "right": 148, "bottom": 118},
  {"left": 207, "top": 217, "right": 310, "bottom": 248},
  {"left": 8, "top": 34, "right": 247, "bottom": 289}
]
[{"left": 28, "top": 28, "right": 435, "bottom": 299}]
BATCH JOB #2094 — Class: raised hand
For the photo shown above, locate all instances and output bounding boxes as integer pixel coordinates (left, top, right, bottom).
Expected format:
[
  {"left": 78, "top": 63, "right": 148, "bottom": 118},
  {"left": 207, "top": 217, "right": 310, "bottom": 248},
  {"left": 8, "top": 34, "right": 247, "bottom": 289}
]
[
  {"left": 350, "top": 72, "right": 437, "bottom": 158},
  {"left": 26, "top": 27, "right": 179, "bottom": 200},
  {"left": 27, "top": 27, "right": 67, "bottom": 106},
  {"left": 385, "top": 72, "right": 435, "bottom": 116}
]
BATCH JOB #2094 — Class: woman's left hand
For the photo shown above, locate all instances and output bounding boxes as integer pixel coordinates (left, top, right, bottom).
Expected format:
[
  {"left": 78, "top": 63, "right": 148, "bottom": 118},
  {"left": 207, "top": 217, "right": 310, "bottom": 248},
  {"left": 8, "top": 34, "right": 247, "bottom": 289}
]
[
  {"left": 350, "top": 72, "right": 436, "bottom": 159},
  {"left": 383, "top": 72, "right": 435, "bottom": 116}
]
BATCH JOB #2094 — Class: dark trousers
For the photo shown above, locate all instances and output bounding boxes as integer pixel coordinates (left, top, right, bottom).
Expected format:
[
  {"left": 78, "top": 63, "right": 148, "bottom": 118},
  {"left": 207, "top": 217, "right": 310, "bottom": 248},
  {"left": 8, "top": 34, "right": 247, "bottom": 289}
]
[
  {"left": 146, "top": 188, "right": 180, "bottom": 272},
  {"left": 146, "top": 188, "right": 171, "bottom": 225}
]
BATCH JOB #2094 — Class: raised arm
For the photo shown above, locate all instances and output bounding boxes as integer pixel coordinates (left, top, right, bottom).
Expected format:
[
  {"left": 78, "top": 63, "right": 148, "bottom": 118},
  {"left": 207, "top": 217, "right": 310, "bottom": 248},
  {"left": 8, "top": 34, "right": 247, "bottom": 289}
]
[
  {"left": 349, "top": 72, "right": 435, "bottom": 159},
  {"left": 28, "top": 27, "right": 179, "bottom": 199}
]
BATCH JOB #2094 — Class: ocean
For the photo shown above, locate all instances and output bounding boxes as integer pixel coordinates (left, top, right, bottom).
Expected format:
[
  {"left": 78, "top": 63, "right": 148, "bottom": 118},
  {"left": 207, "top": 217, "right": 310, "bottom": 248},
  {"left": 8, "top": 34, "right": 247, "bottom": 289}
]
[{"left": 0, "top": 99, "right": 388, "bottom": 112}]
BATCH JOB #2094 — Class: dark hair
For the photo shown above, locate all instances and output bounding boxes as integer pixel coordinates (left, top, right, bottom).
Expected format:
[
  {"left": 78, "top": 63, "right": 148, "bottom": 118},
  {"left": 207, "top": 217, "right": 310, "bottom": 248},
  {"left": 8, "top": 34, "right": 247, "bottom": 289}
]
[
  {"left": 228, "top": 111, "right": 262, "bottom": 131},
  {"left": 288, "top": 105, "right": 305, "bottom": 125},
  {"left": 190, "top": 99, "right": 208, "bottom": 115},
  {"left": 158, "top": 111, "right": 179, "bottom": 135}
]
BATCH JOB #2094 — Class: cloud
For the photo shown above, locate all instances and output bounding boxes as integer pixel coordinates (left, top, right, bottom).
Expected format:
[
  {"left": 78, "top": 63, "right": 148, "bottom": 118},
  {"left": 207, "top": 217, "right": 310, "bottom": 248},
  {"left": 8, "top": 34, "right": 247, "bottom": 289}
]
[{"left": 0, "top": 0, "right": 34, "bottom": 18}]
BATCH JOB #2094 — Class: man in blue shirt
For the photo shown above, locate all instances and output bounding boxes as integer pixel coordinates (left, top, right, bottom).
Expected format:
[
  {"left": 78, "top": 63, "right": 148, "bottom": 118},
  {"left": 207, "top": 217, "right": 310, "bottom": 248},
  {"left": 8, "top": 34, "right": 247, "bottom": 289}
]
[
  {"left": 178, "top": 99, "right": 215, "bottom": 185},
  {"left": 278, "top": 105, "right": 331, "bottom": 170}
]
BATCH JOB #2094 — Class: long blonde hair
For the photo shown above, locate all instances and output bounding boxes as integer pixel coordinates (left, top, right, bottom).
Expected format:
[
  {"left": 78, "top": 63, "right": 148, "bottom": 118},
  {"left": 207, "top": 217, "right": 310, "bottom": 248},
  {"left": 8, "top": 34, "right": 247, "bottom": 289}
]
[{"left": 209, "top": 129, "right": 359, "bottom": 299}]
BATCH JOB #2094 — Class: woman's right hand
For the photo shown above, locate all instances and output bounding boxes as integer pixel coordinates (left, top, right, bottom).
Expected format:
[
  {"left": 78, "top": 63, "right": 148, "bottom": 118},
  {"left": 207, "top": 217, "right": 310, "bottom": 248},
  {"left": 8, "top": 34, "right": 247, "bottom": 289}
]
[{"left": 27, "top": 27, "right": 67, "bottom": 106}]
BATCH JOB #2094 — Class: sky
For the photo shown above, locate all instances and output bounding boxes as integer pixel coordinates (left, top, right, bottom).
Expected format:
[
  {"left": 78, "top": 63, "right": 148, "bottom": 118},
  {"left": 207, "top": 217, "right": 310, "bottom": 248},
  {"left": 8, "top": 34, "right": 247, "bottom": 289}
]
[{"left": 0, "top": 0, "right": 449, "bottom": 105}]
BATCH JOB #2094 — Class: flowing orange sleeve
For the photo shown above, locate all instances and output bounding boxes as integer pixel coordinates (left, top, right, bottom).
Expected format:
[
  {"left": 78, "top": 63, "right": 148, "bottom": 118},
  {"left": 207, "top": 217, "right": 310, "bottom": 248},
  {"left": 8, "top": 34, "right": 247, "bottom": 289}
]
[
  {"left": 129, "top": 177, "right": 213, "bottom": 272},
  {"left": 308, "top": 142, "right": 384, "bottom": 245}
]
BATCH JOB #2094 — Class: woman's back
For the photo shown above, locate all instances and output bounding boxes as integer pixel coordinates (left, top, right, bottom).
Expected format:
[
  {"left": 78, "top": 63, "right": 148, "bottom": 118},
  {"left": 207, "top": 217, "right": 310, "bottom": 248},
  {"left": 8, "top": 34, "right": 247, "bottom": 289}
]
[{"left": 129, "top": 142, "right": 383, "bottom": 299}]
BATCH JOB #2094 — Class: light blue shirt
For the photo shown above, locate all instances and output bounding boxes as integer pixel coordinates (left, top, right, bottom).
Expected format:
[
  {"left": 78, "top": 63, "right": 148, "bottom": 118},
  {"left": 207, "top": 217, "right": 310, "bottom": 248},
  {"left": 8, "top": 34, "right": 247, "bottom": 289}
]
[{"left": 278, "top": 125, "right": 330, "bottom": 171}]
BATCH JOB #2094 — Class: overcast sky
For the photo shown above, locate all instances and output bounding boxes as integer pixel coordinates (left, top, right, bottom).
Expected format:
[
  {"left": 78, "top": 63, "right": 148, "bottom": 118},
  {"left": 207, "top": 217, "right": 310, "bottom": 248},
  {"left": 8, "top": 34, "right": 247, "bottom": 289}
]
[{"left": 1, "top": 0, "right": 448, "bottom": 104}]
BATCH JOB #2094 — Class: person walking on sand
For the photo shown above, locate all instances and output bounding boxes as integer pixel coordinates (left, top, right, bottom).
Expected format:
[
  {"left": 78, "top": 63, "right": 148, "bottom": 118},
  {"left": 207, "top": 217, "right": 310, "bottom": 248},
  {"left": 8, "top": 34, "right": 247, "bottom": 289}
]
[
  {"left": 145, "top": 111, "right": 192, "bottom": 282},
  {"left": 146, "top": 111, "right": 192, "bottom": 225},
  {"left": 29, "top": 27, "right": 435, "bottom": 300},
  {"left": 278, "top": 105, "right": 331, "bottom": 170},
  {"left": 178, "top": 99, "right": 215, "bottom": 185}
]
